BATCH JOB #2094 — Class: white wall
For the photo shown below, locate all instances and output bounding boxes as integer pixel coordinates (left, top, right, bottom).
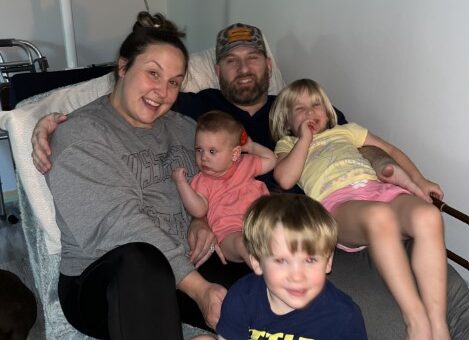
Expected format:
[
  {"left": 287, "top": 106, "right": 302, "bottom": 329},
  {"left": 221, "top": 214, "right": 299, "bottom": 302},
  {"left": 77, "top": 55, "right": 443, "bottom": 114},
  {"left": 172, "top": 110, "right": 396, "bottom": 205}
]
[
  {"left": 170, "top": 0, "right": 469, "bottom": 281},
  {"left": 0, "top": 0, "right": 167, "bottom": 193}
]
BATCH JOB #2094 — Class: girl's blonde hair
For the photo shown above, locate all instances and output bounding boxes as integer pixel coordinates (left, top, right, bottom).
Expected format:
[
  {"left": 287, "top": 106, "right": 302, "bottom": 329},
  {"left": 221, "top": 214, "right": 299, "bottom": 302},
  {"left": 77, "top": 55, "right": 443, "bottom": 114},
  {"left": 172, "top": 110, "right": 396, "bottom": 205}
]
[
  {"left": 243, "top": 194, "right": 337, "bottom": 261},
  {"left": 269, "top": 79, "right": 338, "bottom": 141}
]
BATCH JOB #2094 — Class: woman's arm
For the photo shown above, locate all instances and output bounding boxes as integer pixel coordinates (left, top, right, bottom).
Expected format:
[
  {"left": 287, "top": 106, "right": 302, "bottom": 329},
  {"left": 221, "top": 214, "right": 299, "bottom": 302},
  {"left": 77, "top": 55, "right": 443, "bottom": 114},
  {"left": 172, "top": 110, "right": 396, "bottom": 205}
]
[
  {"left": 364, "top": 132, "right": 443, "bottom": 200},
  {"left": 172, "top": 168, "right": 208, "bottom": 218},
  {"left": 241, "top": 138, "right": 276, "bottom": 175},
  {"left": 177, "top": 271, "right": 227, "bottom": 330}
]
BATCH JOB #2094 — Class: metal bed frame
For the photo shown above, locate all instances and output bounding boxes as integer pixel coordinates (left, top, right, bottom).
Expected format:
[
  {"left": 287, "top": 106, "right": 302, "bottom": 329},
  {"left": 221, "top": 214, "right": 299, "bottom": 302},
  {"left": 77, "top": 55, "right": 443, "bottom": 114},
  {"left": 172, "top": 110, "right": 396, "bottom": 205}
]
[{"left": 0, "top": 38, "right": 48, "bottom": 221}]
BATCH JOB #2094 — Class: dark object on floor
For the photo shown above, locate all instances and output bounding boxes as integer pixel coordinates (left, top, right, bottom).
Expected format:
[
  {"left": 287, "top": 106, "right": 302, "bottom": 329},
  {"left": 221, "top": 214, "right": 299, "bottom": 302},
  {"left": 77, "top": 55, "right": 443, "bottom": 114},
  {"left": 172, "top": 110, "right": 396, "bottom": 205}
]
[
  {"left": 0, "top": 269, "right": 37, "bottom": 340},
  {"left": 7, "top": 214, "right": 19, "bottom": 225}
]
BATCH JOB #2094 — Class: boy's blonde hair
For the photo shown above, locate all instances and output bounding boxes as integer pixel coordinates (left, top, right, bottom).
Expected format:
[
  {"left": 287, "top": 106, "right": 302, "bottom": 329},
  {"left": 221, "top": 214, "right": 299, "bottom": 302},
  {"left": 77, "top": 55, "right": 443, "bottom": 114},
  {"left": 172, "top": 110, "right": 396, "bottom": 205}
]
[
  {"left": 243, "top": 194, "right": 337, "bottom": 260},
  {"left": 269, "top": 79, "right": 338, "bottom": 142},
  {"left": 196, "top": 110, "right": 244, "bottom": 147}
]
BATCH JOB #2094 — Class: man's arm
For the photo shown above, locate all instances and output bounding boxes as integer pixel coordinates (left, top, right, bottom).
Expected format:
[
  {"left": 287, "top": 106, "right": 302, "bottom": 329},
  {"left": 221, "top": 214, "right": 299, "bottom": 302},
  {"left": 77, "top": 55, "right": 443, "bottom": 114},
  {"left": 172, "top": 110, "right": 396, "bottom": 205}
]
[
  {"left": 359, "top": 145, "right": 433, "bottom": 202},
  {"left": 31, "top": 113, "right": 67, "bottom": 173}
]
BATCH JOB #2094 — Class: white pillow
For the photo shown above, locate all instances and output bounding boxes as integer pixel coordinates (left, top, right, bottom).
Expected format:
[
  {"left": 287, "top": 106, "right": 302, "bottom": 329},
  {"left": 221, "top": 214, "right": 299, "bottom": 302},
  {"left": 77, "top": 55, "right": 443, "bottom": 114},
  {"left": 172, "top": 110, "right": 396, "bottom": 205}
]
[{"left": 0, "top": 42, "right": 285, "bottom": 255}]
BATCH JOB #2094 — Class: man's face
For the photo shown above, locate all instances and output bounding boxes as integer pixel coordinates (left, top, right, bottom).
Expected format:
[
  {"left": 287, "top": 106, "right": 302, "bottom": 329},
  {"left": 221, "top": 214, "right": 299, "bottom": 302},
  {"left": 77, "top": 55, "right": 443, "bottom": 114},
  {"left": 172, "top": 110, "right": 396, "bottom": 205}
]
[{"left": 216, "top": 46, "right": 272, "bottom": 107}]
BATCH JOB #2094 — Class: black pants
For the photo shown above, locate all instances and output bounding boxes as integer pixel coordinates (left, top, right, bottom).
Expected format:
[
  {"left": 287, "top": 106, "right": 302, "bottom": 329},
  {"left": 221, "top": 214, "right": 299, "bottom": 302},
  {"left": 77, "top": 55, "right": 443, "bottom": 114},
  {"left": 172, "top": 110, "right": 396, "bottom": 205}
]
[{"left": 58, "top": 243, "right": 183, "bottom": 340}]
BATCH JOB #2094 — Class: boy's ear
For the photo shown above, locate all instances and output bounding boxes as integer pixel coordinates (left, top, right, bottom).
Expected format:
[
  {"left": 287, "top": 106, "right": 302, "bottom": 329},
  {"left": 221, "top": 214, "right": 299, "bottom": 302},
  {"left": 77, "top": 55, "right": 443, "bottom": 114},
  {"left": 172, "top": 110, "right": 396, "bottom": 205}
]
[
  {"left": 326, "top": 252, "right": 334, "bottom": 274},
  {"left": 249, "top": 255, "right": 263, "bottom": 276},
  {"left": 232, "top": 145, "right": 241, "bottom": 162}
]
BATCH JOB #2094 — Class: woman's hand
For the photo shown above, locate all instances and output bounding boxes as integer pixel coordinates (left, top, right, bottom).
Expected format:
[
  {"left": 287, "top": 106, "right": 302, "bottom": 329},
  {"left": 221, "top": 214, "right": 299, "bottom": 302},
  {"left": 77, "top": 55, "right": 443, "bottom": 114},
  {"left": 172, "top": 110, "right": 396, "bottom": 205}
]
[
  {"left": 188, "top": 218, "right": 226, "bottom": 268},
  {"left": 31, "top": 113, "right": 67, "bottom": 174},
  {"left": 178, "top": 271, "right": 227, "bottom": 329},
  {"left": 197, "top": 282, "right": 227, "bottom": 329}
]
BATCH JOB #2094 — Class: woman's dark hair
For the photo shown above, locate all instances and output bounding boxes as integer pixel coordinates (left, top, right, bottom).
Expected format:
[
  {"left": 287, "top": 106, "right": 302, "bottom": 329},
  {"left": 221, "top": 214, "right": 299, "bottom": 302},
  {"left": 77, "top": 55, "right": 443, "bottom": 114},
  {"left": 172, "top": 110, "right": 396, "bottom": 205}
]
[{"left": 113, "top": 12, "right": 189, "bottom": 80}]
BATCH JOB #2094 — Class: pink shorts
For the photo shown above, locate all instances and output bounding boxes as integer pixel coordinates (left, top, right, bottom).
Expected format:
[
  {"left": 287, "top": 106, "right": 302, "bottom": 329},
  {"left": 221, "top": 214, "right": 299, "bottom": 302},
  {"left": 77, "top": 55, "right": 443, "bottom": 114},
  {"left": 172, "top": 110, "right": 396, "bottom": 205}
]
[{"left": 321, "top": 180, "right": 410, "bottom": 252}]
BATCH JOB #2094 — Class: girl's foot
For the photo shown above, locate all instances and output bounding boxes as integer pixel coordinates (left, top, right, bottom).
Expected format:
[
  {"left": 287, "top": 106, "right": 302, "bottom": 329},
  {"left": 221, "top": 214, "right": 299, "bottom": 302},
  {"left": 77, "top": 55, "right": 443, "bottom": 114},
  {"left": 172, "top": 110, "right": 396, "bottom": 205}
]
[
  {"left": 431, "top": 322, "right": 451, "bottom": 340},
  {"left": 405, "top": 314, "right": 432, "bottom": 340}
]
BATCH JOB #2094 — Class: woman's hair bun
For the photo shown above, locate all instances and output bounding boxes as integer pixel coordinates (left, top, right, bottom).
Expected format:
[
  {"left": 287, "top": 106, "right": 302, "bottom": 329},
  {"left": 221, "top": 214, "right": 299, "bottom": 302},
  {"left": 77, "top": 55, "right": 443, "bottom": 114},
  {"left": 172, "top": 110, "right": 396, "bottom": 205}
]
[{"left": 133, "top": 11, "right": 185, "bottom": 38}]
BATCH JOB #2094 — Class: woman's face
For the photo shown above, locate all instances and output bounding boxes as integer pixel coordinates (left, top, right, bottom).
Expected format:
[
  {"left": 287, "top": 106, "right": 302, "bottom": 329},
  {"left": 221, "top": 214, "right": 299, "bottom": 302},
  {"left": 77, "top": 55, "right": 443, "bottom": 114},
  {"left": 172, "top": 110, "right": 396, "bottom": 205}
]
[{"left": 112, "top": 43, "right": 186, "bottom": 128}]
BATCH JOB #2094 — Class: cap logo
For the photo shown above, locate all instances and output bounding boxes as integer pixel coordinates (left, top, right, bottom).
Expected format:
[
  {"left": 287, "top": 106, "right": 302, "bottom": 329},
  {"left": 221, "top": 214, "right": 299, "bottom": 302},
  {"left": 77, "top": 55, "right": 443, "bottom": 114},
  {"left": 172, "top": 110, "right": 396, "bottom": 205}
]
[{"left": 226, "top": 27, "right": 254, "bottom": 43}]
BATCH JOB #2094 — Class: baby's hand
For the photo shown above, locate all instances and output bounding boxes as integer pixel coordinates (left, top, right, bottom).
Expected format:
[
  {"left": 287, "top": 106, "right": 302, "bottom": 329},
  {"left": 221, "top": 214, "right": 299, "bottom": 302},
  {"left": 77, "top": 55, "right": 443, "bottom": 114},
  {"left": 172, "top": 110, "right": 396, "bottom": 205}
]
[
  {"left": 415, "top": 177, "right": 444, "bottom": 201},
  {"left": 171, "top": 167, "right": 187, "bottom": 184},
  {"left": 240, "top": 136, "right": 253, "bottom": 153}
]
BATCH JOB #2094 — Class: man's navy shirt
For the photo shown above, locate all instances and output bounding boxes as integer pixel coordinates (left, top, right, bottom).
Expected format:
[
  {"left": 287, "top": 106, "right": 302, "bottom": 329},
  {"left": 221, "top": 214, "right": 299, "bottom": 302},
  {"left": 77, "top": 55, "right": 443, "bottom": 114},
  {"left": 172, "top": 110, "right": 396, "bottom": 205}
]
[
  {"left": 173, "top": 88, "right": 348, "bottom": 150},
  {"left": 172, "top": 88, "right": 347, "bottom": 192}
]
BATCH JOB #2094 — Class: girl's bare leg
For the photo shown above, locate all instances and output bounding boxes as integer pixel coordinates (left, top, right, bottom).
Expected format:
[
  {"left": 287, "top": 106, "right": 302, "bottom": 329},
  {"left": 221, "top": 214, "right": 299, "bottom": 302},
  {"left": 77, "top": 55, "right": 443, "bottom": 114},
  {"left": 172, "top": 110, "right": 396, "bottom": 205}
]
[
  {"left": 390, "top": 195, "right": 450, "bottom": 340},
  {"left": 334, "top": 200, "right": 431, "bottom": 340}
]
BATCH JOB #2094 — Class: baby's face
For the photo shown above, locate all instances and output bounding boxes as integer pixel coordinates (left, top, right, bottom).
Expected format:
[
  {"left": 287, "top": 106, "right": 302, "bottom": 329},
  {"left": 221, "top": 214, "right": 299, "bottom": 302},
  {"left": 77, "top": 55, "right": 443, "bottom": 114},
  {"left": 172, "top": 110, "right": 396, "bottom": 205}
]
[
  {"left": 288, "top": 91, "right": 329, "bottom": 137},
  {"left": 250, "top": 224, "right": 333, "bottom": 315},
  {"left": 194, "top": 130, "right": 237, "bottom": 177}
]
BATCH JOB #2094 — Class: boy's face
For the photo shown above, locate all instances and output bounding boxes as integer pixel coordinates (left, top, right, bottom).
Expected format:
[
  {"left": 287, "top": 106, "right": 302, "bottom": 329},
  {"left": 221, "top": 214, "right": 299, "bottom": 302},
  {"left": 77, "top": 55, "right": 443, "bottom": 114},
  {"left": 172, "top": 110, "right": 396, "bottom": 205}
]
[
  {"left": 194, "top": 130, "right": 240, "bottom": 177},
  {"left": 250, "top": 224, "right": 333, "bottom": 315}
]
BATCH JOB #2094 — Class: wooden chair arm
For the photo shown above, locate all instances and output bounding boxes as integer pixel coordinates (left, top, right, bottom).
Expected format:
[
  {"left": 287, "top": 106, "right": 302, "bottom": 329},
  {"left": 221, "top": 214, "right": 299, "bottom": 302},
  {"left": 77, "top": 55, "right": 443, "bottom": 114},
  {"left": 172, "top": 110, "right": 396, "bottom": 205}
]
[{"left": 432, "top": 197, "right": 469, "bottom": 270}]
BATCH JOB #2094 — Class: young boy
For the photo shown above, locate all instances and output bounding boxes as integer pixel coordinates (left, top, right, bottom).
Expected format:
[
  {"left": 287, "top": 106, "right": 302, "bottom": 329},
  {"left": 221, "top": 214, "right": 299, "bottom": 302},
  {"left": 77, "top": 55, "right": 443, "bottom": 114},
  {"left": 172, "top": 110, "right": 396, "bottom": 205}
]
[{"left": 216, "top": 194, "right": 367, "bottom": 340}]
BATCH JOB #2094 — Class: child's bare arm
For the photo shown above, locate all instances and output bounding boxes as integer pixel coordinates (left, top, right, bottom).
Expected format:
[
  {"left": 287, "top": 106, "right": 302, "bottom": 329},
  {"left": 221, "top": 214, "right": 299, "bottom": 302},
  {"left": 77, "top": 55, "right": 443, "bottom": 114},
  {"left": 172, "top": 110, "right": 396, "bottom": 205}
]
[
  {"left": 171, "top": 168, "right": 209, "bottom": 217},
  {"left": 241, "top": 138, "right": 276, "bottom": 175},
  {"left": 364, "top": 132, "right": 443, "bottom": 200},
  {"left": 274, "top": 121, "right": 313, "bottom": 189}
]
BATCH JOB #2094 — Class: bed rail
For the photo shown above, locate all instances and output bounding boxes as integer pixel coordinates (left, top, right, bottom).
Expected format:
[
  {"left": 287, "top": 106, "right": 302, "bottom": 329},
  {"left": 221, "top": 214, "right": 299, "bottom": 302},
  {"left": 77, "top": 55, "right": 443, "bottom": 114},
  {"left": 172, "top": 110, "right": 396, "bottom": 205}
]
[{"left": 432, "top": 197, "right": 469, "bottom": 270}]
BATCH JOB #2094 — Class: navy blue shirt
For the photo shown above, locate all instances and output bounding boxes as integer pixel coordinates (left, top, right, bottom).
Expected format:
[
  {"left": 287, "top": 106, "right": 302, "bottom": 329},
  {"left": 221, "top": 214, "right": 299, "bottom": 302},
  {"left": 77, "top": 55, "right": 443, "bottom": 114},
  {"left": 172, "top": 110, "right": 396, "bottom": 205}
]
[
  {"left": 172, "top": 89, "right": 348, "bottom": 192},
  {"left": 217, "top": 273, "right": 368, "bottom": 340}
]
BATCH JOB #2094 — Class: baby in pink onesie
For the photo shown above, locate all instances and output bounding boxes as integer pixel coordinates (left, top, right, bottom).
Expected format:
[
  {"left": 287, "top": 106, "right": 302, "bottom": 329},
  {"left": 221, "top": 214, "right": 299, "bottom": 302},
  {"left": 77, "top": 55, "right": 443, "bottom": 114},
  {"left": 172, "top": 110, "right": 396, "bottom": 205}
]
[{"left": 172, "top": 110, "right": 276, "bottom": 266}]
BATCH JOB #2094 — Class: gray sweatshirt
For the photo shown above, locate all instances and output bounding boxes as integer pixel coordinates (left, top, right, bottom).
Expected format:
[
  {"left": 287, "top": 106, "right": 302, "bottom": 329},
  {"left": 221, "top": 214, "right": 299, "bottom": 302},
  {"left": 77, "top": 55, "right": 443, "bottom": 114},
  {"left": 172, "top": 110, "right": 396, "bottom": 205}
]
[{"left": 46, "top": 95, "right": 198, "bottom": 284}]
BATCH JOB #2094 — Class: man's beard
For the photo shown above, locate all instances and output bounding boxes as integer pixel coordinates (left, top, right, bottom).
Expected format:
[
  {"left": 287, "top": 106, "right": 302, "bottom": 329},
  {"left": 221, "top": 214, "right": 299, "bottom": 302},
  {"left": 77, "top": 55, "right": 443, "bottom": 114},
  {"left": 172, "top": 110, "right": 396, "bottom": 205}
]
[{"left": 219, "top": 71, "right": 270, "bottom": 106}]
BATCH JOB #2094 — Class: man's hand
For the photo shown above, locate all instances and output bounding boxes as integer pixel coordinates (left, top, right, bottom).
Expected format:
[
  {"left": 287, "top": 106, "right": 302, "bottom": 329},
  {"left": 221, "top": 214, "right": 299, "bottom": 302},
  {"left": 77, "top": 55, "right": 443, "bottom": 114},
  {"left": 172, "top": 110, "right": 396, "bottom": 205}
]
[
  {"left": 31, "top": 113, "right": 67, "bottom": 174},
  {"left": 188, "top": 218, "right": 226, "bottom": 268},
  {"left": 377, "top": 164, "right": 431, "bottom": 202},
  {"left": 359, "top": 145, "right": 431, "bottom": 202}
]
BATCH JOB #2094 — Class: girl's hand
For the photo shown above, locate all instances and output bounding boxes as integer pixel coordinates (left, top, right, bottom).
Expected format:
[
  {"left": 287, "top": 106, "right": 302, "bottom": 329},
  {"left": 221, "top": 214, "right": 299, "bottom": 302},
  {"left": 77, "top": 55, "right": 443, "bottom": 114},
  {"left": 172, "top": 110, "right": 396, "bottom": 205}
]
[
  {"left": 298, "top": 120, "right": 314, "bottom": 142},
  {"left": 415, "top": 177, "right": 444, "bottom": 201},
  {"left": 240, "top": 136, "right": 253, "bottom": 153}
]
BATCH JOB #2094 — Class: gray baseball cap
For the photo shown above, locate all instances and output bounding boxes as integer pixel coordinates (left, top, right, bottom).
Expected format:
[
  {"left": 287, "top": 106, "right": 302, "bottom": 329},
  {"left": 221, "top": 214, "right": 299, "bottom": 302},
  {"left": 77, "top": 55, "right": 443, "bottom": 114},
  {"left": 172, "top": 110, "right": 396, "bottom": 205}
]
[{"left": 215, "top": 23, "right": 267, "bottom": 62}]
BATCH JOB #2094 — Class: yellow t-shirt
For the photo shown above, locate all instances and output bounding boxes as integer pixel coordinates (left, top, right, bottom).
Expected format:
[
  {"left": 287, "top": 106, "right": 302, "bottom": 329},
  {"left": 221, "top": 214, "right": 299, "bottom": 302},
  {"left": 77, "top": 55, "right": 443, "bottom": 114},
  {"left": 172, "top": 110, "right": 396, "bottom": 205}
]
[{"left": 275, "top": 123, "right": 378, "bottom": 201}]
